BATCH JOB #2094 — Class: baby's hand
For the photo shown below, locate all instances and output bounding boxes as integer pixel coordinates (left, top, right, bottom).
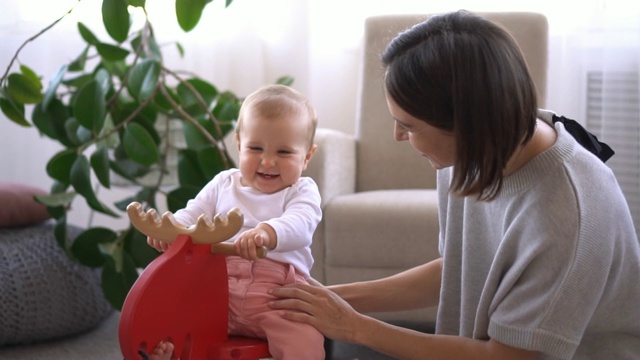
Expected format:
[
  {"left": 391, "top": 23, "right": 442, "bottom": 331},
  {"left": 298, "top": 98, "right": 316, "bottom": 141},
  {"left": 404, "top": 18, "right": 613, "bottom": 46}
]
[
  {"left": 234, "top": 228, "right": 271, "bottom": 261},
  {"left": 147, "top": 236, "right": 171, "bottom": 252}
]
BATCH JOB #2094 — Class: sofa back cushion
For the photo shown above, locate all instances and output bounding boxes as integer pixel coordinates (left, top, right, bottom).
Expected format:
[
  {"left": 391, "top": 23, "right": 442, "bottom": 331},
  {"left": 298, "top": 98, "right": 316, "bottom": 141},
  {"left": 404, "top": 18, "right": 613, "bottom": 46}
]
[{"left": 355, "top": 13, "right": 548, "bottom": 192}]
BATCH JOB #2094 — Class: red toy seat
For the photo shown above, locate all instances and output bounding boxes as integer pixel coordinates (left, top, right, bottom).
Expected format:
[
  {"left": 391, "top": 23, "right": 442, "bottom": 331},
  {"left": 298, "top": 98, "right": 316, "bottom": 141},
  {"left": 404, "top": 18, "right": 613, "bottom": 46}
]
[{"left": 119, "top": 234, "right": 271, "bottom": 360}]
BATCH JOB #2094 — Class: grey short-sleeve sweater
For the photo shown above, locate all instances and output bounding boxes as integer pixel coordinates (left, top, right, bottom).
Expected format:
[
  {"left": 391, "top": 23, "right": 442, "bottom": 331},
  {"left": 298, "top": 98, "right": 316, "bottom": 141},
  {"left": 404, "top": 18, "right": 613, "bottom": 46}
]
[{"left": 436, "top": 110, "right": 640, "bottom": 359}]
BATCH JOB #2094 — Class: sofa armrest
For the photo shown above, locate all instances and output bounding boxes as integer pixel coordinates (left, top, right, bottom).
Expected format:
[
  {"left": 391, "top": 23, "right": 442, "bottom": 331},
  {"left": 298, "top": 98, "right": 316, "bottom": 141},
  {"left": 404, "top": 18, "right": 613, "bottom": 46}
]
[{"left": 305, "top": 128, "right": 356, "bottom": 206}]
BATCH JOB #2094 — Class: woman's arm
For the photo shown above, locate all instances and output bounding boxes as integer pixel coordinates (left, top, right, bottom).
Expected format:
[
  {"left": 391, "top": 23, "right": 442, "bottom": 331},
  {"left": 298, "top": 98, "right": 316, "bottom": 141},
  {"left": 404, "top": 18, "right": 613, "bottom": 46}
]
[
  {"left": 269, "top": 266, "right": 539, "bottom": 360},
  {"left": 352, "top": 316, "right": 539, "bottom": 360},
  {"left": 331, "top": 257, "right": 443, "bottom": 313}
]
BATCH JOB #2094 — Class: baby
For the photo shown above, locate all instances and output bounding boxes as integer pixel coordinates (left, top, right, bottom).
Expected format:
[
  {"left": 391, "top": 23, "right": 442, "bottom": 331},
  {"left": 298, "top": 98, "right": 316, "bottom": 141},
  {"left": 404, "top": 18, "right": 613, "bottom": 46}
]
[{"left": 148, "top": 84, "right": 324, "bottom": 360}]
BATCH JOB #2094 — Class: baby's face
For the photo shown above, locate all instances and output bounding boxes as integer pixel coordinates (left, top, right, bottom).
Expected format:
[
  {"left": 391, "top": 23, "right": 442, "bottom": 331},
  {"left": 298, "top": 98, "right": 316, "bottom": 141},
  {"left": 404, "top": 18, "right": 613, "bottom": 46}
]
[{"left": 236, "top": 109, "right": 315, "bottom": 194}]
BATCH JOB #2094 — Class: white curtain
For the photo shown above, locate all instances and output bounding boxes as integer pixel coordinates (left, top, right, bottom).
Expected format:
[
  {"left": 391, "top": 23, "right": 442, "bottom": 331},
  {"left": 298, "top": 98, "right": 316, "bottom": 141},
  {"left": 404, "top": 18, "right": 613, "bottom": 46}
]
[
  {"left": 578, "top": 2, "right": 640, "bottom": 236},
  {"left": 1, "top": 0, "right": 639, "bottom": 230}
]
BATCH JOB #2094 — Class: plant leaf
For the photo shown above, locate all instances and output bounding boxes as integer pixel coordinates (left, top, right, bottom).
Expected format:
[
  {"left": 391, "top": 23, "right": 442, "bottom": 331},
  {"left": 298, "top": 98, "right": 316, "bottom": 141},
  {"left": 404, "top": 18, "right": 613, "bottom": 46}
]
[
  {"left": 43, "top": 65, "right": 68, "bottom": 109},
  {"left": 148, "top": 34, "right": 162, "bottom": 60},
  {"left": 175, "top": 42, "right": 185, "bottom": 57},
  {"left": 197, "top": 146, "right": 226, "bottom": 180},
  {"left": 77, "top": 125, "right": 93, "bottom": 143},
  {"left": 63, "top": 73, "right": 93, "bottom": 88},
  {"left": 74, "top": 80, "right": 106, "bottom": 132},
  {"left": 0, "top": 96, "right": 28, "bottom": 126},
  {"left": 70, "top": 155, "right": 95, "bottom": 197},
  {"left": 68, "top": 46, "right": 90, "bottom": 72},
  {"left": 64, "top": 117, "right": 83, "bottom": 145},
  {"left": 96, "top": 42, "right": 130, "bottom": 61},
  {"left": 123, "top": 226, "right": 159, "bottom": 268},
  {"left": 123, "top": 122, "right": 159, "bottom": 165},
  {"left": 47, "top": 182, "right": 72, "bottom": 222},
  {"left": 71, "top": 227, "right": 118, "bottom": 267},
  {"left": 175, "top": 0, "right": 207, "bottom": 32},
  {"left": 128, "top": 0, "right": 145, "bottom": 7},
  {"left": 102, "top": 0, "right": 130, "bottom": 43},
  {"left": 20, "top": 65, "right": 41, "bottom": 85},
  {"left": 177, "top": 77, "right": 218, "bottom": 109},
  {"left": 177, "top": 148, "right": 207, "bottom": 188},
  {"left": 91, "top": 146, "right": 111, "bottom": 188},
  {"left": 94, "top": 68, "right": 112, "bottom": 95},
  {"left": 213, "top": 90, "right": 241, "bottom": 124},
  {"left": 34, "top": 191, "right": 76, "bottom": 207},
  {"left": 166, "top": 185, "right": 200, "bottom": 212},
  {"left": 128, "top": 58, "right": 160, "bottom": 101},
  {"left": 47, "top": 150, "right": 78, "bottom": 184},
  {"left": 182, "top": 118, "right": 211, "bottom": 150},
  {"left": 276, "top": 75, "right": 294, "bottom": 86},
  {"left": 65, "top": 117, "right": 94, "bottom": 146},
  {"left": 153, "top": 84, "right": 179, "bottom": 111},
  {"left": 110, "top": 156, "right": 150, "bottom": 181},
  {"left": 131, "top": 33, "right": 161, "bottom": 60},
  {"left": 102, "top": 254, "right": 138, "bottom": 310},
  {"left": 70, "top": 155, "right": 118, "bottom": 216},
  {"left": 54, "top": 218, "right": 69, "bottom": 252},
  {"left": 7, "top": 73, "right": 43, "bottom": 104},
  {"left": 77, "top": 22, "right": 100, "bottom": 45},
  {"left": 32, "top": 100, "right": 74, "bottom": 146}
]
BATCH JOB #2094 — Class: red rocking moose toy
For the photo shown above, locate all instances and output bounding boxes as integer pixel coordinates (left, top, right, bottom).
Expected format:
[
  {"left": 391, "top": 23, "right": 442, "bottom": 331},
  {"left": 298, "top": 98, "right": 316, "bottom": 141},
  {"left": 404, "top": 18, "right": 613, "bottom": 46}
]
[{"left": 119, "top": 202, "right": 271, "bottom": 360}]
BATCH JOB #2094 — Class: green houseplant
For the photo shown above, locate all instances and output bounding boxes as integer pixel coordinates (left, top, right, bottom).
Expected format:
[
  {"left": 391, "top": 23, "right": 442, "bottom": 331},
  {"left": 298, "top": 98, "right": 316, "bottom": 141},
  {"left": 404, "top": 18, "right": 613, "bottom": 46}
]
[{"left": 0, "top": 0, "right": 291, "bottom": 310}]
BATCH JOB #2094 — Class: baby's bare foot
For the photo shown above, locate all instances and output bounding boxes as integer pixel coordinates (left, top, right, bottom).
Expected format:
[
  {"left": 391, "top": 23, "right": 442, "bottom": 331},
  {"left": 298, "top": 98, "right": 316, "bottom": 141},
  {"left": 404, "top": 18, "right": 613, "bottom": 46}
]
[{"left": 148, "top": 341, "right": 174, "bottom": 360}]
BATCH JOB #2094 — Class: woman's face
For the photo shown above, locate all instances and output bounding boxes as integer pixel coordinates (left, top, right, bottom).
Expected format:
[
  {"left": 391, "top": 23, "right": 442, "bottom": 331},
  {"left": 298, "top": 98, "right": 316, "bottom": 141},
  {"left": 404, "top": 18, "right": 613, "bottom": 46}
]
[{"left": 385, "top": 94, "right": 456, "bottom": 170}]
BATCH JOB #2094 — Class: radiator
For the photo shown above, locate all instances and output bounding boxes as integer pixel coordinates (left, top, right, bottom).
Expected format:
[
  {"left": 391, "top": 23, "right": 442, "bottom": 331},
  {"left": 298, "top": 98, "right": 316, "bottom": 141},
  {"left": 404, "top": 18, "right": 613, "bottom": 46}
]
[{"left": 586, "top": 71, "right": 640, "bottom": 237}]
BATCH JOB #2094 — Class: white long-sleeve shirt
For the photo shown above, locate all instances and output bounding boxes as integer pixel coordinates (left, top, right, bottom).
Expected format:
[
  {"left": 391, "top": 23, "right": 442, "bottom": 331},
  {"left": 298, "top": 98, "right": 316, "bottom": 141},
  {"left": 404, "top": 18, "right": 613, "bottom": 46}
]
[{"left": 173, "top": 169, "right": 322, "bottom": 277}]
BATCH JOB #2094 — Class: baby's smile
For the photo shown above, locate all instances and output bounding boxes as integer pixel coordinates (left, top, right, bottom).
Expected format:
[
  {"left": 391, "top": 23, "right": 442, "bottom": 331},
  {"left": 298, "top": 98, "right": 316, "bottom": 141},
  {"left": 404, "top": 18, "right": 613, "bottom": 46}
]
[{"left": 258, "top": 172, "right": 279, "bottom": 179}]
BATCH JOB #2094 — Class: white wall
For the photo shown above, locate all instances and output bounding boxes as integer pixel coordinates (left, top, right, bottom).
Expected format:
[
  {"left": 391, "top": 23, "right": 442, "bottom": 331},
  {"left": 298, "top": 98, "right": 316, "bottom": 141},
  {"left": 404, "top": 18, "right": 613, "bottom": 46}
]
[{"left": 1, "top": 0, "right": 637, "bottom": 228}]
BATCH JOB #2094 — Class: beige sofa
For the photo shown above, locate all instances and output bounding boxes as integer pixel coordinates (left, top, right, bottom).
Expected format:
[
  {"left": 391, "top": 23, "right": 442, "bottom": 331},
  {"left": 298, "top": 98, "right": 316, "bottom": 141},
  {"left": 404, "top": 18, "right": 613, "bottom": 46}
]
[
  {"left": 0, "top": 12, "right": 548, "bottom": 359},
  {"left": 306, "top": 12, "right": 548, "bottom": 325}
]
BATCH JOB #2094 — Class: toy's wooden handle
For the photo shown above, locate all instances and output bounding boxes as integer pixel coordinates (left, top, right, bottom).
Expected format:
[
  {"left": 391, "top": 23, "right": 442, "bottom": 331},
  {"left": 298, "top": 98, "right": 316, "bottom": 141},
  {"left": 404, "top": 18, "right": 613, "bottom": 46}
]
[
  {"left": 126, "top": 201, "right": 268, "bottom": 258},
  {"left": 211, "top": 243, "right": 268, "bottom": 259},
  {"left": 127, "top": 202, "right": 243, "bottom": 245}
]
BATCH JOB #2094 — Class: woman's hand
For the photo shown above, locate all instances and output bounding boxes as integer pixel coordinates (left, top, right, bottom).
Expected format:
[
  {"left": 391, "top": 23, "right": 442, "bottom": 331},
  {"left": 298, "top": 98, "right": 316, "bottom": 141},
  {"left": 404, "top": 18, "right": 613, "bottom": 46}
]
[{"left": 269, "top": 278, "right": 364, "bottom": 343}]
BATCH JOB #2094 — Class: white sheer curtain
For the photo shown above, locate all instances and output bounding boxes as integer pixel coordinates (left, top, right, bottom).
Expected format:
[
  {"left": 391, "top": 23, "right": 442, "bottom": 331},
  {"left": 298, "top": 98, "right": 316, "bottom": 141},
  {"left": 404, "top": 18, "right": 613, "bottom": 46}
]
[
  {"left": 577, "top": 2, "right": 640, "bottom": 236},
  {"left": 1, "top": 0, "right": 639, "bottom": 229}
]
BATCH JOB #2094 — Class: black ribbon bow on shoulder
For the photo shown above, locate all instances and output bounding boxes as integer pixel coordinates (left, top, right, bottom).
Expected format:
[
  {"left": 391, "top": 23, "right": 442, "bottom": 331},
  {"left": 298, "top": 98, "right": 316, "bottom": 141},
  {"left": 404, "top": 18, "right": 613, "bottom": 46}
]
[{"left": 552, "top": 114, "right": 615, "bottom": 163}]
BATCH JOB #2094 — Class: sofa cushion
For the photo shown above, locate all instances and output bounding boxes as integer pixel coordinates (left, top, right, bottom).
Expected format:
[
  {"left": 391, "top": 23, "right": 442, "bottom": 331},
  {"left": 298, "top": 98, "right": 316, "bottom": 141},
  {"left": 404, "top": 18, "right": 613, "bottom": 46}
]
[
  {"left": 324, "top": 189, "right": 440, "bottom": 269},
  {"left": 0, "top": 183, "right": 50, "bottom": 228},
  {"left": 322, "top": 189, "right": 440, "bottom": 323}
]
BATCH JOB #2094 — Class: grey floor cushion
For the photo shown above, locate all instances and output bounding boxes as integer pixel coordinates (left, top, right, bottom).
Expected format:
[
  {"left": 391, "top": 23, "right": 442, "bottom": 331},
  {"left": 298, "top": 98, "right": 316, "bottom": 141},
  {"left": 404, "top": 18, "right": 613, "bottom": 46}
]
[{"left": 0, "top": 222, "right": 113, "bottom": 346}]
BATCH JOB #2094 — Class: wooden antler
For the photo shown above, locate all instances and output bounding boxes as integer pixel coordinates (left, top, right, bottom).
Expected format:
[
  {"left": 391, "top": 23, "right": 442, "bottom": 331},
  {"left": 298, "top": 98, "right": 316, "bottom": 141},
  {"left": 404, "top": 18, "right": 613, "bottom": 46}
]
[{"left": 126, "top": 202, "right": 267, "bottom": 258}]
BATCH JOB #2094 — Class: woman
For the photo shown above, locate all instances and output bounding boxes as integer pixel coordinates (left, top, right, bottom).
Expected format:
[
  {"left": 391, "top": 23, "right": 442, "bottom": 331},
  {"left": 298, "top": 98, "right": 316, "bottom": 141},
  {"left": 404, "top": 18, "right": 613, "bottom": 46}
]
[{"left": 269, "top": 10, "right": 640, "bottom": 360}]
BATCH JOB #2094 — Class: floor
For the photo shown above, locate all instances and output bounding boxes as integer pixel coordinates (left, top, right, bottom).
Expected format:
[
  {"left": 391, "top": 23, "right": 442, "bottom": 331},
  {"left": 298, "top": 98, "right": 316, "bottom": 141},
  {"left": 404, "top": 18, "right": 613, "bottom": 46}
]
[
  {"left": 0, "top": 313, "right": 434, "bottom": 360},
  {"left": 0, "top": 311, "right": 122, "bottom": 360},
  {"left": 327, "top": 321, "right": 435, "bottom": 360}
]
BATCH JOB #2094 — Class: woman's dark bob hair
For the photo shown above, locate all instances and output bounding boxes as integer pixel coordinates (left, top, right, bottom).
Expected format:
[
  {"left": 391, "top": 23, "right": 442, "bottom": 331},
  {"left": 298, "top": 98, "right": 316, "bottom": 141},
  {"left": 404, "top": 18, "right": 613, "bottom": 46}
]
[{"left": 382, "top": 10, "right": 538, "bottom": 200}]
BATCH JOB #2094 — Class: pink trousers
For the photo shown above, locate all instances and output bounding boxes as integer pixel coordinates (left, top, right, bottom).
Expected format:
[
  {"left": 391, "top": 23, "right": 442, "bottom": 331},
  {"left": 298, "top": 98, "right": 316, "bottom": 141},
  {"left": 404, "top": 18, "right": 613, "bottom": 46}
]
[{"left": 226, "top": 256, "right": 325, "bottom": 360}]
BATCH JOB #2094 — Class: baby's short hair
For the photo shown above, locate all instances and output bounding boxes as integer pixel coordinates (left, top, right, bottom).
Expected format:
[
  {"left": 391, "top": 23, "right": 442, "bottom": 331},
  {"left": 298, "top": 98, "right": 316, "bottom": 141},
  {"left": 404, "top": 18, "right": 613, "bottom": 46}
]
[{"left": 235, "top": 84, "right": 318, "bottom": 145}]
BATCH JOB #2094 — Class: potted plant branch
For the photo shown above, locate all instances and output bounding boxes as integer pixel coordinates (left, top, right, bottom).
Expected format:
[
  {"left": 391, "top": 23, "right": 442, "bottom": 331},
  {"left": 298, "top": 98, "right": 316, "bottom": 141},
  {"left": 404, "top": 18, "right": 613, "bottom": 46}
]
[{"left": 0, "top": 0, "right": 292, "bottom": 310}]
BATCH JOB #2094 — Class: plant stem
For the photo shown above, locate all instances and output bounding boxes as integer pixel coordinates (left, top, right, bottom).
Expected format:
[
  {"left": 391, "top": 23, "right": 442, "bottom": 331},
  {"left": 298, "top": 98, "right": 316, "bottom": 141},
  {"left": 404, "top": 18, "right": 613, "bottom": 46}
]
[
  {"left": 157, "top": 83, "right": 233, "bottom": 169},
  {"left": 0, "top": 0, "right": 82, "bottom": 87}
]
